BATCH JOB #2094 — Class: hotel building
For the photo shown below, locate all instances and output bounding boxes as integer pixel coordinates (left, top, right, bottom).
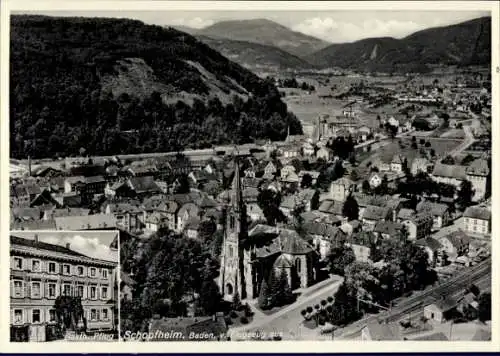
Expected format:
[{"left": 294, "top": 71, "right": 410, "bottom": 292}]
[{"left": 10, "top": 235, "right": 118, "bottom": 336}]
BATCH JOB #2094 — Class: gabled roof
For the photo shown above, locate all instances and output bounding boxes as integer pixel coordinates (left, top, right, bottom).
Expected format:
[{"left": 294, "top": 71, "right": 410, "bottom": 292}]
[
  {"left": 416, "top": 201, "right": 449, "bottom": 216},
  {"left": 374, "top": 221, "right": 403, "bottom": 236},
  {"left": 415, "top": 237, "right": 443, "bottom": 251},
  {"left": 362, "top": 205, "right": 390, "bottom": 221},
  {"left": 128, "top": 176, "right": 160, "bottom": 194},
  {"left": 280, "top": 228, "right": 314, "bottom": 255},
  {"left": 85, "top": 175, "right": 106, "bottom": 184},
  {"left": 466, "top": 159, "right": 489, "bottom": 176},
  {"left": 464, "top": 206, "right": 491, "bottom": 221},
  {"left": 440, "top": 230, "right": 471, "bottom": 249},
  {"left": 432, "top": 163, "right": 467, "bottom": 180}
]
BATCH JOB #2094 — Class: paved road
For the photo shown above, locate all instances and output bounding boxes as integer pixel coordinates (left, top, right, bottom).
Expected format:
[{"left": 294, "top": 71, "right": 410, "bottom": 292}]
[{"left": 228, "top": 277, "right": 344, "bottom": 340}]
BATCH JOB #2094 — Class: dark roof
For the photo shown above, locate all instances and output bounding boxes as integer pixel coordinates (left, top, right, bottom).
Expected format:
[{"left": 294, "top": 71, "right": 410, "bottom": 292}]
[
  {"left": 85, "top": 175, "right": 106, "bottom": 184},
  {"left": 441, "top": 230, "right": 471, "bottom": 248},
  {"left": 280, "top": 229, "right": 314, "bottom": 255},
  {"left": 10, "top": 235, "right": 88, "bottom": 258},
  {"left": 432, "top": 163, "right": 467, "bottom": 179},
  {"left": 128, "top": 176, "right": 160, "bottom": 193},
  {"left": 415, "top": 237, "right": 442, "bottom": 251},
  {"left": 463, "top": 206, "right": 491, "bottom": 221},
  {"left": 374, "top": 221, "right": 403, "bottom": 236},
  {"left": 428, "top": 297, "right": 458, "bottom": 311},
  {"left": 416, "top": 201, "right": 449, "bottom": 216},
  {"left": 363, "top": 205, "right": 390, "bottom": 221}
]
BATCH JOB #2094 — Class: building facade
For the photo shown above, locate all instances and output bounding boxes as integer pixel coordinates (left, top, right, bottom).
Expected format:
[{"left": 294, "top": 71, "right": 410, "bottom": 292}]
[{"left": 10, "top": 235, "right": 118, "bottom": 337}]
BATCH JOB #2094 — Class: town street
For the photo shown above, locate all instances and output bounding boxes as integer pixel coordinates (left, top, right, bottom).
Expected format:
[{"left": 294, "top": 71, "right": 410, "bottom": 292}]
[{"left": 228, "top": 277, "right": 344, "bottom": 340}]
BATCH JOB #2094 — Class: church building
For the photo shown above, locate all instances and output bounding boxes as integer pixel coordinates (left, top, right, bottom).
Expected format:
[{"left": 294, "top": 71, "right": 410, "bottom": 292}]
[{"left": 219, "top": 158, "right": 318, "bottom": 302}]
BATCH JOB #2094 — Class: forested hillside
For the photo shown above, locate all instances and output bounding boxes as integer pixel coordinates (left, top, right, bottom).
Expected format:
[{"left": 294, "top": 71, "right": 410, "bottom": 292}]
[{"left": 10, "top": 15, "right": 302, "bottom": 159}]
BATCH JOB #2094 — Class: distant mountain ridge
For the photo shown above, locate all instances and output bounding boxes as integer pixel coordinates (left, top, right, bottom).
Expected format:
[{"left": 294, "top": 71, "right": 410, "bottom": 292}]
[
  {"left": 193, "top": 18, "right": 330, "bottom": 58},
  {"left": 307, "top": 16, "right": 491, "bottom": 72}
]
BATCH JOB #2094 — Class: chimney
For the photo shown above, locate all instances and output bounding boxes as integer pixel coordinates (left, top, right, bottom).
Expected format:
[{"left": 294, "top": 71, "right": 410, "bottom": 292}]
[
  {"left": 66, "top": 242, "right": 71, "bottom": 249},
  {"left": 34, "top": 234, "right": 39, "bottom": 243}
]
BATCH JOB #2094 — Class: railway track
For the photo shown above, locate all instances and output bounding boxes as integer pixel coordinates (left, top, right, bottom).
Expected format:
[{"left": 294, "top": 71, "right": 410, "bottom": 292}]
[{"left": 339, "top": 258, "right": 491, "bottom": 338}]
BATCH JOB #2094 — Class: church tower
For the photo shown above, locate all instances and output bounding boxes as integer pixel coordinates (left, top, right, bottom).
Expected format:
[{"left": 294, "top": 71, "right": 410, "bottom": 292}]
[{"left": 220, "top": 156, "right": 247, "bottom": 302}]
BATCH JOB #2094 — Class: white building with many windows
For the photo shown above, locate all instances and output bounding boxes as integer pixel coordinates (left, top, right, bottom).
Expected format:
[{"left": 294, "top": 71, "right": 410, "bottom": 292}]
[{"left": 10, "top": 235, "right": 118, "bottom": 340}]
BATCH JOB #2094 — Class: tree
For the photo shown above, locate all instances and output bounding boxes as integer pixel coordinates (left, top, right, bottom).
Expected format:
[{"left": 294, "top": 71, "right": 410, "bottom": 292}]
[
  {"left": 330, "top": 282, "right": 360, "bottom": 326},
  {"left": 275, "top": 269, "right": 294, "bottom": 306},
  {"left": 54, "top": 296, "right": 86, "bottom": 333},
  {"left": 257, "top": 189, "right": 286, "bottom": 226},
  {"left": 478, "top": 292, "right": 491, "bottom": 322},
  {"left": 350, "top": 169, "right": 359, "bottom": 181},
  {"left": 301, "top": 173, "right": 313, "bottom": 188},
  {"left": 362, "top": 180, "right": 371, "bottom": 194},
  {"left": 197, "top": 219, "right": 216, "bottom": 241},
  {"left": 328, "top": 245, "right": 356, "bottom": 276},
  {"left": 457, "top": 180, "right": 474, "bottom": 210},
  {"left": 258, "top": 277, "right": 272, "bottom": 310},
  {"left": 175, "top": 174, "right": 191, "bottom": 194},
  {"left": 342, "top": 196, "right": 359, "bottom": 221},
  {"left": 441, "top": 155, "right": 455, "bottom": 165}
]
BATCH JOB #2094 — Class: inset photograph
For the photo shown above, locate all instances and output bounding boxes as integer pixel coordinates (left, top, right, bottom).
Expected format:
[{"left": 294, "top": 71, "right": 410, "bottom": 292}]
[{"left": 9, "top": 230, "right": 119, "bottom": 342}]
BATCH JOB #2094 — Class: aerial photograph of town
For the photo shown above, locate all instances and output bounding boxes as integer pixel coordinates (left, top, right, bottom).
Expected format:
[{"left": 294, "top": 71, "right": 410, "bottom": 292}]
[{"left": 8, "top": 6, "right": 492, "bottom": 343}]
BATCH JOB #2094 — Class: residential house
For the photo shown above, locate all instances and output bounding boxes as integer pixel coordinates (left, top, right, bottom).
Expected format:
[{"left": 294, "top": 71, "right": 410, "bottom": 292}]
[
  {"left": 281, "top": 145, "right": 300, "bottom": 159},
  {"left": 463, "top": 206, "right": 491, "bottom": 236},
  {"left": 396, "top": 208, "right": 416, "bottom": 222},
  {"left": 82, "top": 176, "right": 107, "bottom": 201},
  {"left": 411, "top": 158, "right": 431, "bottom": 175},
  {"left": 127, "top": 176, "right": 161, "bottom": 197},
  {"left": 361, "top": 205, "right": 391, "bottom": 231},
  {"left": 177, "top": 203, "right": 200, "bottom": 232},
  {"left": 438, "top": 230, "right": 471, "bottom": 261},
  {"left": 401, "top": 212, "right": 433, "bottom": 240},
  {"left": 340, "top": 220, "right": 361, "bottom": 236},
  {"left": 316, "top": 146, "right": 334, "bottom": 161},
  {"left": 431, "top": 164, "right": 467, "bottom": 188},
  {"left": 298, "top": 171, "right": 320, "bottom": 186},
  {"left": 145, "top": 212, "right": 170, "bottom": 233},
  {"left": 64, "top": 176, "right": 86, "bottom": 194},
  {"left": 423, "top": 298, "right": 458, "bottom": 323},
  {"left": 184, "top": 217, "right": 201, "bottom": 239},
  {"left": 43, "top": 207, "right": 90, "bottom": 221},
  {"left": 414, "top": 237, "right": 443, "bottom": 267},
  {"left": 302, "top": 141, "right": 316, "bottom": 157},
  {"left": 390, "top": 155, "right": 405, "bottom": 173},
  {"left": 465, "top": 159, "right": 489, "bottom": 202},
  {"left": 105, "top": 203, "right": 144, "bottom": 233},
  {"left": 263, "top": 161, "right": 278, "bottom": 177},
  {"left": 373, "top": 221, "right": 404, "bottom": 240},
  {"left": 372, "top": 156, "right": 391, "bottom": 172},
  {"left": 317, "top": 199, "right": 344, "bottom": 220},
  {"left": 304, "top": 222, "right": 347, "bottom": 260},
  {"left": 330, "top": 177, "right": 356, "bottom": 203},
  {"left": 104, "top": 180, "right": 133, "bottom": 199},
  {"left": 349, "top": 231, "right": 375, "bottom": 263}
]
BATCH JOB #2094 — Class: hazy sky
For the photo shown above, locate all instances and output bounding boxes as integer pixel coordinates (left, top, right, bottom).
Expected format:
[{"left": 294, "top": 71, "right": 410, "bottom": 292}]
[
  {"left": 16, "top": 10, "right": 489, "bottom": 43},
  {"left": 13, "top": 231, "right": 118, "bottom": 262}
]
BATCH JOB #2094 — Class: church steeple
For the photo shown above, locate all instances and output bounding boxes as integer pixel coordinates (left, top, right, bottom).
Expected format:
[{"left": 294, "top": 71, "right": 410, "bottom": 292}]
[{"left": 230, "top": 156, "right": 243, "bottom": 211}]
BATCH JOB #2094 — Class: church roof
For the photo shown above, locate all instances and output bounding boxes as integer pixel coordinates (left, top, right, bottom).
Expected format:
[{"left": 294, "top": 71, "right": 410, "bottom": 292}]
[{"left": 280, "top": 229, "right": 314, "bottom": 255}]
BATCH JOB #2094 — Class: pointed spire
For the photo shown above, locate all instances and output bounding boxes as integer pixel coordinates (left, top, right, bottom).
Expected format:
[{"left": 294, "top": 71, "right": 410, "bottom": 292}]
[{"left": 230, "top": 155, "right": 243, "bottom": 210}]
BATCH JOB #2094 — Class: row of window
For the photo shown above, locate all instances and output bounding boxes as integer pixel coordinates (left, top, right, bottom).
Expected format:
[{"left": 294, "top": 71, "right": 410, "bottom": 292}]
[
  {"left": 464, "top": 217, "right": 488, "bottom": 226},
  {"left": 12, "top": 307, "right": 111, "bottom": 325},
  {"left": 12, "top": 280, "right": 109, "bottom": 300},
  {"left": 11, "top": 257, "right": 110, "bottom": 279}
]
